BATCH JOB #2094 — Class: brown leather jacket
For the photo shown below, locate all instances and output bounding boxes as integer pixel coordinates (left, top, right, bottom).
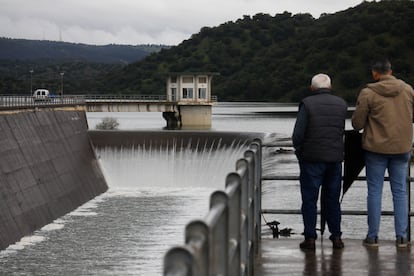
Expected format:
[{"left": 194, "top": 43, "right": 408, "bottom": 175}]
[{"left": 352, "top": 75, "right": 414, "bottom": 154}]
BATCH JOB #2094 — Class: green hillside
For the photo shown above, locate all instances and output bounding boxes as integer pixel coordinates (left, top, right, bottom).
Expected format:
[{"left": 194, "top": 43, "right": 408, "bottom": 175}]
[
  {"left": 0, "top": 38, "right": 168, "bottom": 94},
  {"left": 0, "top": 38, "right": 166, "bottom": 63},
  {"left": 104, "top": 1, "right": 414, "bottom": 103}
]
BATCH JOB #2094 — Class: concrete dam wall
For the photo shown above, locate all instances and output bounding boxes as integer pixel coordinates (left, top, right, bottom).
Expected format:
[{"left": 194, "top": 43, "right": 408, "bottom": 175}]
[{"left": 0, "top": 107, "right": 108, "bottom": 250}]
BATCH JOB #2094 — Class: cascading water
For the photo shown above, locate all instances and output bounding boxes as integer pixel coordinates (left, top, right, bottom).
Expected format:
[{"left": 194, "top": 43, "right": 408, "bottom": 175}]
[
  {"left": 97, "top": 138, "right": 248, "bottom": 191},
  {"left": 89, "top": 138, "right": 249, "bottom": 274}
]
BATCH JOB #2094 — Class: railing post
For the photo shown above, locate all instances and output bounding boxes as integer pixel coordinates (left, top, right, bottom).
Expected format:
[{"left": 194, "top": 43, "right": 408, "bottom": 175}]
[
  {"left": 245, "top": 154, "right": 255, "bottom": 275},
  {"left": 236, "top": 158, "right": 252, "bottom": 275},
  {"left": 164, "top": 247, "right": 194, "bottom": 276},
  {"left": 243, "top": 152, "right": 257, "bottom": 276},
  {"left": 185, "top": 221, "right": 209, "bottom": 276},
  {"left": 255, "top": 140, "right": 262, "bottom": 240},
  {"left": 248, "top": 140, "right": 262, "bottom": 253},
  {"left": 225, "top": 173, "right": 242, "bottom": 276},
  {"left": 210, "top": 191, "right": 229, "bottom": 276}
]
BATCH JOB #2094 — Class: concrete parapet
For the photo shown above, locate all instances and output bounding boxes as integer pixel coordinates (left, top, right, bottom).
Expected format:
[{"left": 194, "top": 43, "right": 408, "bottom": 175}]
[
  {"left": 0, "top": 107, "right": 108, "bottom": 250},
  {"left": 86, "top": 102, "right": 178, "bottom": 113},
  {"left": 88, "top": 130, "right": 264, "bottom": 149}
]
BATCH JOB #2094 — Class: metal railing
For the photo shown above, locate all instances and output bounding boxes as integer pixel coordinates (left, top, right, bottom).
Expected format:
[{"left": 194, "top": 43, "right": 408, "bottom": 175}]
[
  {"left": 84, "top": 94, "right": 167, "bottom": 102},
  {"left": 261, "top": 142, "right": 414, "bottom": 241},
  {"left": 84, "top": 94, "right": 218, "bottom": 103},
  {"left": 163, "top": 140, "right": 414, "bottom": 275},
  {"left": 0, "top": 95, "right": 85, "bottom": 110},
  {"left": 163, "top": 139, "right": 262, "bottom": 276},
  {"left": 0, "top": 94, "right": 218, "bottom": 109}
]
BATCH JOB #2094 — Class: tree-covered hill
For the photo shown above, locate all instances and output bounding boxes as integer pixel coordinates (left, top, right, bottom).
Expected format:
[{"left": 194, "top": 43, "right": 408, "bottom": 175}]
[
  {"left": 0, "top": 38, "right": 169, "bottom": 94},
  {"left": 104, "top": 1, "right": 414, "bottom": 103},
  {"left": 0, "top": 38, "right": 166, "bottom": 64}
]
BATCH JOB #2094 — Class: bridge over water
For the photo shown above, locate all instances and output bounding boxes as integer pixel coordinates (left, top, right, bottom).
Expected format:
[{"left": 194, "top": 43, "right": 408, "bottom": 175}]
[{"left": 0, "top": 94, "right": 217, "bottom": 128}]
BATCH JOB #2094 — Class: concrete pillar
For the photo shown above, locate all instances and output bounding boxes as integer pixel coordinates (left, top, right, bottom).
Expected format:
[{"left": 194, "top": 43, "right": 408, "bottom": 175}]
[
  {"left": 179, "top": 105, "right": 212, "bottom": 128},
  {"left": 162, "top": 111, "right": 181, "bottom": 129}
]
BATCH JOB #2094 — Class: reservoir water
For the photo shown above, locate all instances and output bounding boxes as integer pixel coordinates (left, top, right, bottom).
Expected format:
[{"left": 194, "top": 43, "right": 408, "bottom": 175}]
[{"left": 0, "top": 102, "right": 411, "bottom": 275}]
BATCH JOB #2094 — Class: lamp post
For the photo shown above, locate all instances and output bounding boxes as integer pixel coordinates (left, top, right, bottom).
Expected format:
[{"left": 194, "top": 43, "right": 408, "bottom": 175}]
[
  {"left": 29, "top": 69, "right": 33, "bottom": 94},
  {"left": 60, "top": 72, "right": 64, "bottom": 97}
]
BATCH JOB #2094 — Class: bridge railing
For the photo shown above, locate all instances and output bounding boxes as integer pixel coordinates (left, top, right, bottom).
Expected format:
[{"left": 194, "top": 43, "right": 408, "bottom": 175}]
[
  {"left": 84, "top": 94, "right": 167, "bottom": 102},
  {"left": 84, "top": 94, "right": 218, "bottom": 103},
  {"left": 0, "top": 94, "right": 219, "bottom": 109},
  {"left": 163, "top": 139, "right": 262, "bottom": 276},
  {"left": 0, "top": 95, "right": 85, "bottom": 110}
]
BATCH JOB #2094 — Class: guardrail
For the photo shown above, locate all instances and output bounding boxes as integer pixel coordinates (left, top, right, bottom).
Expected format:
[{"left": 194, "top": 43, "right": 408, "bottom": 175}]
[
  {"left": 84, "top": 94, "right": 218, "bottom": 103},
  {"left": 164, "top": 140, "right": 413, "bottom": 275},
  {"left": 262, "top": 142, "right": 413, "bottom": 241},
  {"left": 84, "top": 94, "right": 167, "bottom": 102},
  {"left": 164, "top": 139, "right": 262, "bottom": 276},
  {"left": 0, "top": 94, "right": 218, "bottom": 109},
  {"left": 0, "top": 95, "right": 85, "bottom": 110}
]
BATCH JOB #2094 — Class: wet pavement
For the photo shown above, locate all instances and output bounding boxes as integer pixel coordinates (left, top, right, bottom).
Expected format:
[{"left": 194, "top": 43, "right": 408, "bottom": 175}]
[{"left": 256, "top": 237, "right": 412, "bottom": 275}]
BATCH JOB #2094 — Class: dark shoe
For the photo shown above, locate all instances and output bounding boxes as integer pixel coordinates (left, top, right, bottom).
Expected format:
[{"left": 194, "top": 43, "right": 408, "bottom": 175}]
[
  {"left": 300, "top": 238, "right": 315, "bottom": 250},
  {"left": 363, "top": 237, "right": 378, "bottom": 248},
  {"left": 331, "top": 237, "right": 344, "bottom": 249},
  {"left": 396, "top": 236, "right": 410, "bottom": 248}
]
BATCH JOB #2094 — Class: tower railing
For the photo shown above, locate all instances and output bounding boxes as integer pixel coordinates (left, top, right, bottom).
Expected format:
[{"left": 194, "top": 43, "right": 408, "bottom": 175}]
[{"left": 163, "top": 139, "right": 262, "bottom": 276}]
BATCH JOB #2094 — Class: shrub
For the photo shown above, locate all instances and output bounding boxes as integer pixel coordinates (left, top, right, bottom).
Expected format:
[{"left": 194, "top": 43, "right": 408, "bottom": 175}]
[{"left": 95, "top": 117, "right": 119, "bottom": 130}]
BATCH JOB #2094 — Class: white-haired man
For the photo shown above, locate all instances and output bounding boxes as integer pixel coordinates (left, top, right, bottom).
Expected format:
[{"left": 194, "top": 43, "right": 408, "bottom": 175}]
[{"left": 292, "top": 73, "right": 348, "bottom": 250}]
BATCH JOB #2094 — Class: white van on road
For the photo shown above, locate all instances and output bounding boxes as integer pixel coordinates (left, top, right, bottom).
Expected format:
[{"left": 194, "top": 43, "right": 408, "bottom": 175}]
[{"left": 33, "top": 89, "right": 51, "bottom": 101}]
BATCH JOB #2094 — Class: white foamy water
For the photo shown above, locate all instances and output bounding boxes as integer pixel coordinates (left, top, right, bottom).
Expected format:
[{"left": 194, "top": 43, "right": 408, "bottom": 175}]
[
  {"left": 1, "top": 219, "right": 66, "bottom": 256},
  {"left": 40, "top": 220, "right": 65, "bottom": 231},
  {"left": 97, "top": 139, "right": 247, "bottom": 191},
  {"left": 3, "top": 236, "right": 46, "bottom": 252}
]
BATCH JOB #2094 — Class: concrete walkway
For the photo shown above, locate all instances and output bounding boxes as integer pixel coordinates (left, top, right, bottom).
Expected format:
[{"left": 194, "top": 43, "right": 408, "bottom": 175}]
[{"left": 256, "top": 237, "right": 412, "bottom": 275}]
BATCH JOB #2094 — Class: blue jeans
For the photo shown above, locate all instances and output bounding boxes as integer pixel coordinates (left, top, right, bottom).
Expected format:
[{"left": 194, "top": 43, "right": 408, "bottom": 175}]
[
  {"left": 365, "top": 151, "right": 410, "bottom": 239},
  {"left": 299, "top": 161, "right": 342, "bottom": 240}
]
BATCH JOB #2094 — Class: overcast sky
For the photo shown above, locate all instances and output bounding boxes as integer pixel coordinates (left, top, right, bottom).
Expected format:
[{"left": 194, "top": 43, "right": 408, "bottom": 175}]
[{"left": 0, "top": 0, "right": 370, "bottom": 46}]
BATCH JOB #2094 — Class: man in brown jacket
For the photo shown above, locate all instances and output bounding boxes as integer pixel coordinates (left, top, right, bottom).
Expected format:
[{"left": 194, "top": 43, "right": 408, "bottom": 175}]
[{"left": 352, "top": 58, "right": 414, "bottom": 248}]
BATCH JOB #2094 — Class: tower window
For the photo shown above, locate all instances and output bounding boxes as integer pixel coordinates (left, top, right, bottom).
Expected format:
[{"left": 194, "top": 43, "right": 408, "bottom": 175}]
[
  {"left": 183, "top": 88, "right": 193, "bottom": 99},
  {"left": 198, "top": 88, "right": 207, "bottom": 99}
]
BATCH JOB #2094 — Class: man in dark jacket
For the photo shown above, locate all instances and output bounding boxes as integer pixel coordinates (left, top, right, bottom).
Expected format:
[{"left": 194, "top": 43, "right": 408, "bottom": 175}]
[{"left": 292, "top": 73, "right": 348, "bottom": 250}]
